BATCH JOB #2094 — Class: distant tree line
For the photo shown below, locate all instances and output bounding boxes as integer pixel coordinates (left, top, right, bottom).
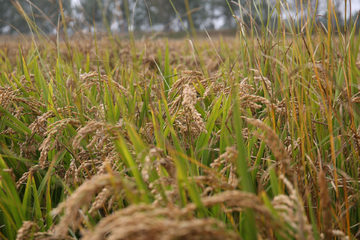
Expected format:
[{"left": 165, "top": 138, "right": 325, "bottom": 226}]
[
  {"left": 0, "top": 0, "right": 359, "bottom": 35},
  {"left": 0, "top": 0, "right": 72, "bottom": 34}
]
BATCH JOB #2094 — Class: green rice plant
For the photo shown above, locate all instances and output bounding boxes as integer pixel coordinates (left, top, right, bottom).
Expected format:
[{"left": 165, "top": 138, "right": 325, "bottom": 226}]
[{"left": 0, "top": 0, "right": 360, "bottom": 239}]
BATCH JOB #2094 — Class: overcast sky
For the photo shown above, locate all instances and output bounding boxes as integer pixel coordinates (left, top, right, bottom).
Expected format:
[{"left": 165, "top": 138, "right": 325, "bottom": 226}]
[{"left": 332, "top": 0, "right": 360, "bottom": 19}]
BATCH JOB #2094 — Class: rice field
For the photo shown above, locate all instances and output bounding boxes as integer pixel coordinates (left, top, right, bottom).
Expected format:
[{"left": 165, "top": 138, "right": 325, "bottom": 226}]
[{"left": 1, "top": 4, "right": 360, "bottom": 240}]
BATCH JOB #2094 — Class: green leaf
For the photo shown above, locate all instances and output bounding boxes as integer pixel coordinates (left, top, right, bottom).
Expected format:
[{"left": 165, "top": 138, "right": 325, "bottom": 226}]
[
  {"left": 21, "top": 172, "right": 33, "bottom": 219},
  {"left": 0, "top": 105, "right": 42, "bottom": 142},
  {"left": 32, "top": 177, "right": 44, "bottom": 231},
  {"left": 195, "top": 94, "right": 222, "bottom": 162},
  {"left": 233, "top": 91, "right": 257, "bottom": 239},
  {"left": 0, "top": 155, "right": 24, "bottom": 229}
]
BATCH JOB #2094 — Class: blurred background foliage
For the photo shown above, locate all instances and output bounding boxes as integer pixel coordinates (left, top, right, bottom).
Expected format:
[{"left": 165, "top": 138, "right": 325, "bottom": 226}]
[{"left": 0, "top": 0, "right": 359, "bottom": 35}]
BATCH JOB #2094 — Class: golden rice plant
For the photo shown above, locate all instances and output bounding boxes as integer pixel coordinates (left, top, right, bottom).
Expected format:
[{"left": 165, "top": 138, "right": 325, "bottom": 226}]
[{"left": 0, "top": 0, "right": 359, "bottom": 239}]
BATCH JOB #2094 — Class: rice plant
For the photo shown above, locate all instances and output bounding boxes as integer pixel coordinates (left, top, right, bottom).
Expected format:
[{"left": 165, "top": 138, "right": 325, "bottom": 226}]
[{"left": 0, "top": 0, "right": 359, "bottom": 239}]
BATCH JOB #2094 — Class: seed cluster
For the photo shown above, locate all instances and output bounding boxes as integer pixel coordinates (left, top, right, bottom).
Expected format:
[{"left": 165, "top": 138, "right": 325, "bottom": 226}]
[{"left": 0, "top": 35, "right": 357, "bottom": 239}]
